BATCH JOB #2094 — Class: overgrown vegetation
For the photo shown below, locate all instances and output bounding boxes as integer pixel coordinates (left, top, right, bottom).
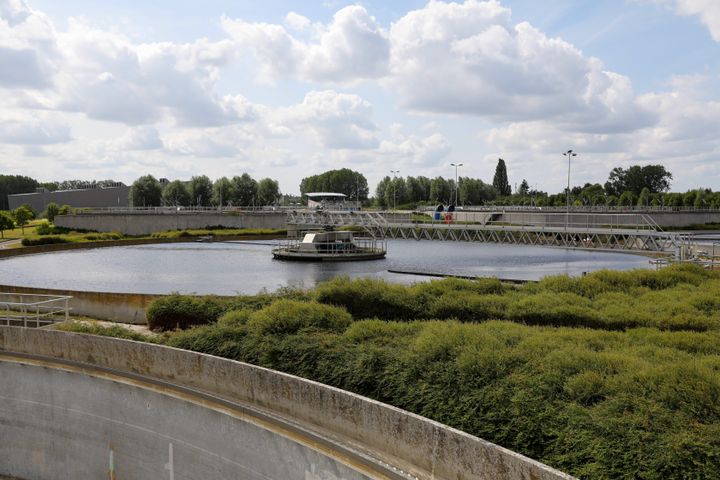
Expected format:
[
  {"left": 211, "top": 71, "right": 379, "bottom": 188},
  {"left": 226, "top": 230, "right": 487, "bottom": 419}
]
[
  {"left": 13, "top": 221, "right": 286, "bottom": 247},
  {"left": 148, "top": 227, "right": 285, "bottom": 239},
  {"left": 70, "top": 264, "right": 720, "bottom": 478}
]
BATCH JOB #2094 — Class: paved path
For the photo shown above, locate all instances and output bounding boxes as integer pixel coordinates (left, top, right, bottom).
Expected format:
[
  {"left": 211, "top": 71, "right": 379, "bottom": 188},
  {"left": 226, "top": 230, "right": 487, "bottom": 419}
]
[{"left": 0, "top": 239, "right": 20, "bottom": 249}]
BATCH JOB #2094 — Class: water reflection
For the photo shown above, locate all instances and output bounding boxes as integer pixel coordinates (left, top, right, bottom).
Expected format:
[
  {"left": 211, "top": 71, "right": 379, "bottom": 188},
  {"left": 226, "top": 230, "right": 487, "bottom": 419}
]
[{"left": 0, "top": 240, "right": 651, "bottom": 295}]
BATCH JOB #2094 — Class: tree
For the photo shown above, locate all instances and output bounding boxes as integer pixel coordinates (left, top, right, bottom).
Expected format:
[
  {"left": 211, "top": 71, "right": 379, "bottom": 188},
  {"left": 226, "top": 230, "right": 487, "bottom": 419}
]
[
  {"left": 211, "top": 177, "right": 233, "bottom": 206},
  {"left": 579, "top": 183, "right": 605, "bottom": 206},
  {"left": 384, "top": 176, "right": 407, "bottom": 208},
  {"left": 129, "top": 175, "right": 162, "bottom": 207},
  {"left": 162, "top": 180, "right": 191, "bottom": 207},
  {"left": 492, "top": 158, "right": 511, "bottom": 196},
  {"left": 374, "top": 177, "right": 391, "bottom": 207},
  {"left": 256, "top": 178, "right": 281, "bottom": 205},
  {"left": 230, "top": 174, "right": 258, "bottom": 206},
  {"left": 299, "top": 169, "right": 369, "bottom": 202},
  {"left": 189, "top": 175, "right": 213, "bottom": 206},
  {"left": 637, "top": 187, "right": 651, "bottom": 207},
  {"left": 12, "top": 205, "right": 33, "bottom": 233},
  {"left": 45, "top": 202, "right": 60, "bottom": 222},
  {"left": 618, "top": 191, "right": 636, "bottom": 207},
  {"left": 518, "top": 179, "right": 530, "bottom": 196},
  {"left": 604, "top": 165, "right": 672, "bottom": 196},
  {"left": 0, "top": 175, "right": 39, "bottom": 210},
  {"left": 58, "top": 204, "right": 72, "bottom": 216},
  {"left": 429, "top": 177, "right": 451, "bottom": 204},
  {"left": 459, "top": 177, "right": 495, "bottom": 205},
  {"left": 0, "top": 211, "right": 14, "bottom": 238}
]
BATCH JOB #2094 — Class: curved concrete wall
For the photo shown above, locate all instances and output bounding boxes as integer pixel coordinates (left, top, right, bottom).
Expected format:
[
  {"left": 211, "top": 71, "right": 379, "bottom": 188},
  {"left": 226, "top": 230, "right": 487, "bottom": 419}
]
[{"left": 0, "top": 327, "right": 574, "bottom": 480}]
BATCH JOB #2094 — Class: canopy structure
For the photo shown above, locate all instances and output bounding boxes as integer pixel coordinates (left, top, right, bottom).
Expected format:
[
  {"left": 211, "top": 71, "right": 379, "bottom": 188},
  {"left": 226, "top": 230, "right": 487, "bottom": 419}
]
[
  {"left": 305, "top": 192, "right": 350, "bottom": 209},
  {"left": 305, "top": 192, "right": 347, "bottom": 199}
]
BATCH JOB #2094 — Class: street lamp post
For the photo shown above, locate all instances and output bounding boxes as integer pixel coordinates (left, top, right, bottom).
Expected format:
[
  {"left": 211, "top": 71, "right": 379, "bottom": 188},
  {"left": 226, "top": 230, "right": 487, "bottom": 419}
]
[
  {"left": 563, "top": 150, "right": 577, "bottom": 230},
  {"left": 450, "top": 163, "right": 463, "bottom": 207},
  {"left": 390, "top": 170, "right": 400, "bottom": 210}
]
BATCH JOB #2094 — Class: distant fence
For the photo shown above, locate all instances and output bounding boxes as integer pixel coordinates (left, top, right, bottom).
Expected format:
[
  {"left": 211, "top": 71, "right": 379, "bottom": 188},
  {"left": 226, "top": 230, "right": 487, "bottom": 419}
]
[{"left": 0, "top": 293, "right": 71, "bottom": 327}]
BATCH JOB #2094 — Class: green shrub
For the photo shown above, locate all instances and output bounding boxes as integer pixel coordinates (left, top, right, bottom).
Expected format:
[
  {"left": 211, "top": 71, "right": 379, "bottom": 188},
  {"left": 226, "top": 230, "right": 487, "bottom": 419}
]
[
  {"left": 166, "top": 323, "right": 249, "bottom": 359},
  {"left": 21, "top": 236, "right": 70, "bottom": 246},
  {"left": 55, "top": 321, "right": 160, "bottom": 343},
  {"left": 314, "top": 276, "right": 422, "bottom": 320},
  {"left": 35, "top": 221, "right": 70, "bottom": 235},
  {"left": 507, "top": 292, "right": 603, "bottom": 329},
  {"left": 147, "top": 294, "right": 230, "bottom": 330},
  {"left": 247, "top": 299, "right": 352, "bottom": 336},
  {"left": 428, "top": 292, "right": 509, "bottom": 322},
  {"left": 217, "top": 309, "right": 251, "bottom": 327}
]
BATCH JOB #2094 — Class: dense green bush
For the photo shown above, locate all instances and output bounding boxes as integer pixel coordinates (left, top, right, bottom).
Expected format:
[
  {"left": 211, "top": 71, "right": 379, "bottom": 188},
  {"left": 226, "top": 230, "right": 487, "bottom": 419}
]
[
  {"left": 21, "top": 235, "right": 70, "bottom": 246},
  {"left": 55, "top": 321, "right": 161, "bottom": 343},
  {"left": 427, "top": 291, "right": 509, "bottom": 322},
  {"left": 247, "top": 300, "right": 352, "bottom": 336},
  {"left": 314, "top": 276, "right": 423, "bottom": 320},
  {"left": 152, "top": 317, "right": 720, "bottom": 479},
  {"left": 146, "top": 289, "right": 311, "bottom": 331},
  {"left": 147, "top": 294, "right": 231, "bottom": 330},
  {"left": 35, "top": 221, "right": 70, "bottom": 235}
]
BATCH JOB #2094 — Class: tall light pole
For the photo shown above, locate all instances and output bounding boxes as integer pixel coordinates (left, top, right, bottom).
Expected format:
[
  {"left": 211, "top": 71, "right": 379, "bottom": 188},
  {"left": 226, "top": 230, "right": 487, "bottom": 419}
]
[
  {"left": 563, "top": 150, "right": 577, "bottom": 230},
  {"left": 450, "top": 163, "right": 463, "bottom": 206},
  {"left": 390, "top": 170, "right": 400, "bottom": 210}
]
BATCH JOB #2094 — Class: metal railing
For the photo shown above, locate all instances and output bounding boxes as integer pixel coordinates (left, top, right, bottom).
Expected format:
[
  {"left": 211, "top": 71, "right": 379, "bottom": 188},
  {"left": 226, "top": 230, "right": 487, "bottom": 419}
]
[
  {"left": 65, "top": 206, "right": 293, "bottom": 215},
  {"left": 274, "top": 236, "right": 386, "bottom": 256},
  {"left": 0, "top": 293, "right": 72, "bottom": 328},
  {"left": 420, "top": 205, "right": 720, "bottom": 213}
]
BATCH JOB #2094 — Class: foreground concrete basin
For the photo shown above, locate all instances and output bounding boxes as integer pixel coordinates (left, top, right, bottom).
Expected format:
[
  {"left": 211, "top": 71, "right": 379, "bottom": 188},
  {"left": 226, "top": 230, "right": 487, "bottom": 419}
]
[{"left": 0, "top": 327, "right": 574, "bottom": 480}]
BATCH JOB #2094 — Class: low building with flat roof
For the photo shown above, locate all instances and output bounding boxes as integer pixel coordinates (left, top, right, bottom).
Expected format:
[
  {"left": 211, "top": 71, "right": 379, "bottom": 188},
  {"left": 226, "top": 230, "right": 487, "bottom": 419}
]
[{"left": 8, "top": 183, "right": 130, "bottom": 213}]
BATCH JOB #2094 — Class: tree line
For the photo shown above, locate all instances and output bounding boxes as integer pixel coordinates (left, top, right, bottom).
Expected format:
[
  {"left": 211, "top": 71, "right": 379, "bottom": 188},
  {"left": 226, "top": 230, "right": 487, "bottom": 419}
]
[
  {"left": 129, "top": 174, "right": 281, "bottom": 207},
  {"left": 3, "top": 160, "right": 717, "bottom": 211}
]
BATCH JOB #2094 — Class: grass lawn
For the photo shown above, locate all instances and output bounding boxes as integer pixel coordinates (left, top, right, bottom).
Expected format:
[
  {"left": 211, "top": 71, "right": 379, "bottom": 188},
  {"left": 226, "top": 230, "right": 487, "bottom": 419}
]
[{"left": 0, "top": 218, "right": 43, "bottom": 240}]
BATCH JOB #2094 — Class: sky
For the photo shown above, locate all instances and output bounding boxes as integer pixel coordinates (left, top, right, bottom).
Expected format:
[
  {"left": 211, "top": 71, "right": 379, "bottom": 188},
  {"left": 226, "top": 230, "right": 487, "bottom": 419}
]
[{"left": 1, "top": 0, "right": 719, "bottom": 195}]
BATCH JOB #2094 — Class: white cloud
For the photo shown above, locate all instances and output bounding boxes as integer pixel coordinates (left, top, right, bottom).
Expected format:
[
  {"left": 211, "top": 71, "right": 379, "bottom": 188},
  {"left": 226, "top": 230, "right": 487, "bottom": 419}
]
[
  {"left": 0, "top": 114, "right": 71, "bottom": 144},
  {"left": 387, "top": 1, "right": 653, "bottom": 132},
  {"left": 0, "top": 0, "right": 58, "bottom": 88},
  {"left": 675, "top": 0, "right": 720, "bottom": 40},
  {"left": 274, "top": 90, "right": 379, "bottom": 149},
  {"left": 117, "top": 126, "right": 163, "bottom": 150},
  {"left": 378, "top": 126, "right": 451, "bottom": 165},
  {"left": 483, "top": 73, "right": 720, "bottom": 190},
  {"left": 222, "top": 5, "right": 389, "bottom": 83},
  {"left": 647, "top": 0, "right": 720, "bottom": 41},
  {"left": 284, "top": 12, "right": 312, "bottom": 32},
  {"left": 0, "top": 2, "right": 246, "bottom": 127}
]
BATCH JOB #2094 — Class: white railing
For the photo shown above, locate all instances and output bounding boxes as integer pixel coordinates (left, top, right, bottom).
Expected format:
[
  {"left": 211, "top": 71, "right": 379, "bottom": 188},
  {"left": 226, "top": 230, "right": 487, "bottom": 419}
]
[{"left": 0, "top": 293, "right": 72, "bottom": 328}]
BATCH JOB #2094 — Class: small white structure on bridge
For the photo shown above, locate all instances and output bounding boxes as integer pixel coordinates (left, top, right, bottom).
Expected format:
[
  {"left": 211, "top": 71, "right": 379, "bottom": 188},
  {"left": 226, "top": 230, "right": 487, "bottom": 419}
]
[{"left": 305, "top": 192, "right": 357, "bottom": 210}]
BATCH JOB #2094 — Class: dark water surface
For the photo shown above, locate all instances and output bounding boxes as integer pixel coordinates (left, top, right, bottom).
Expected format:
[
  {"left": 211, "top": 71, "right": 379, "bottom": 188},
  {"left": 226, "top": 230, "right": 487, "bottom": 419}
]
[{"left": 0, "top": 240, "right": 651, "bottom": 295}]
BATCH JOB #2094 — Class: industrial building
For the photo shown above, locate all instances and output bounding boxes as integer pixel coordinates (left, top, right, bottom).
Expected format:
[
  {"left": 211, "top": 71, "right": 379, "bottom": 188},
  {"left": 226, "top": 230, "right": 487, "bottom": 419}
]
[{"left": 7, "top": 183, "right": 130, "bottom": 213}]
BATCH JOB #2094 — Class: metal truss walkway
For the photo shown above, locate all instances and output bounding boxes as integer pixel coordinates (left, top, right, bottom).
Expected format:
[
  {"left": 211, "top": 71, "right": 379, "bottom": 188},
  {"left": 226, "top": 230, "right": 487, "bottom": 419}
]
[{"left": 287, "top": 210, "right": 693, "bottom": 253}]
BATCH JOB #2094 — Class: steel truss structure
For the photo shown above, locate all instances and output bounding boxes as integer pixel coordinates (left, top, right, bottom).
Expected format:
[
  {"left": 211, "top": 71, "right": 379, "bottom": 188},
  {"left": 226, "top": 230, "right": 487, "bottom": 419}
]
[{"left": 287, "top": 211, "right": 692, "bottom": 253}]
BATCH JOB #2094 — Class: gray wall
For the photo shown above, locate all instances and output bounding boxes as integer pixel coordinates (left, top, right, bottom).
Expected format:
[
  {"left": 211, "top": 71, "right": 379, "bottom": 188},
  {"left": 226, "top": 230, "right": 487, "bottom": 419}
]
[
  {"left": 8, "top": 186, "right": 130, "bottom": 212},
  {"left": 55, "top": 211, "right": 287, "bottom": 235},
  {"left": 0, "top": 284, "right": 160, "bottom": 324},
  {"left": 0, "top": 328, "right": 574, "bottom": 480}
]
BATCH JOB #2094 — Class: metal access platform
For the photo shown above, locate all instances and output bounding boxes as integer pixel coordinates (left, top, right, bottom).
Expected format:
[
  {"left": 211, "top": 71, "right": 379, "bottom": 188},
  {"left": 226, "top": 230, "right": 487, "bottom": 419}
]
[
  {"left": 0, "top": 293, "right": 72, "bottom": 328},
  {"left": 286, "top": 210, "right": 693, "bottom": 253}
]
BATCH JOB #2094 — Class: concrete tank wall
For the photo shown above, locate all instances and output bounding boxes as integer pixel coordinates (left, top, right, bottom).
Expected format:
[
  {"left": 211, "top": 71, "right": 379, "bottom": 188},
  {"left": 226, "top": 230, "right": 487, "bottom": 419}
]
[
  {"left": 55, "top": 212, "right": 287, "bottom": 235},
  {"left": 0, "top": 328, "right": 574, "bottom": 480},
  {"left": 0, "top": 284, "right": 161, "bottom": 324}
]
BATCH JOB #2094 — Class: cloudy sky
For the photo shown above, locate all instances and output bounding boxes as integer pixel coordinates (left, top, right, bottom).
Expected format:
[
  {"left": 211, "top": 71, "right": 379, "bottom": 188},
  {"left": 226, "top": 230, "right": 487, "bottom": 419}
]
[{"left": 1, "top": 0, "right": 719, "bottom": 194}]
